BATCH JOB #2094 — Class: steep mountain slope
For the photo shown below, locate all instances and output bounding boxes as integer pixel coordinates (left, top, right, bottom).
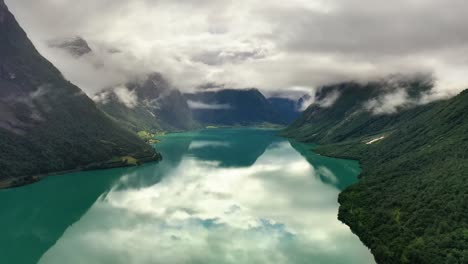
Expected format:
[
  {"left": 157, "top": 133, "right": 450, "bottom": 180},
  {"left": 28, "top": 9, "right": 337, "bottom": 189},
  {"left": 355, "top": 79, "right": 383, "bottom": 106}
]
[
  {"left": 185, "top": 89, "right": 292, "bottom": 126},
  {"left": 284, "top": 81, "right": 468, "bottom": 263},
  {"left": 95, "top": 73, "right": 198, "bottom": 133},
  {"left": 0, "top": 0, "right": 159, "bottom": 185},
  {"left": 267, "top": 97, "right": 303, "bottom": 123}
]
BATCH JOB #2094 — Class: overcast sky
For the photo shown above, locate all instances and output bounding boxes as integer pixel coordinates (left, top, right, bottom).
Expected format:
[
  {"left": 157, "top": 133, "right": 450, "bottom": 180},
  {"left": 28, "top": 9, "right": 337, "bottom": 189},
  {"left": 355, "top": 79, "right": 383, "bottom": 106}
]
[{"left": 6, "top": 0, "right": 468, "bottom": 99}]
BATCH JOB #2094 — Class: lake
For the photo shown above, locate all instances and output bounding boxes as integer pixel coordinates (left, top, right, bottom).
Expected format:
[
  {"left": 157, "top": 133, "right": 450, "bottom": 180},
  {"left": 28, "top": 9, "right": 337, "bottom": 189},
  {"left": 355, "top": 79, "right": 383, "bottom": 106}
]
[{"left": 0, "top": 128, "right": 375, "bottom": 264}]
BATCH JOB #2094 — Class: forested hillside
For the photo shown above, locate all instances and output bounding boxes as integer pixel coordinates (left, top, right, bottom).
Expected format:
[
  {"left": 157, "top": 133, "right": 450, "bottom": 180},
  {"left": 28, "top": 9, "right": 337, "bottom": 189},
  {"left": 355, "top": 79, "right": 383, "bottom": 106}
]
[
  {"left": 0, "top": 0, "right": 159, "bottom": 184},
  {"left": 282, "top": 77, "right": 432, "bottom": 143},
  {"left": 284, "top": 83, "right": 468, "bottom": 263}
]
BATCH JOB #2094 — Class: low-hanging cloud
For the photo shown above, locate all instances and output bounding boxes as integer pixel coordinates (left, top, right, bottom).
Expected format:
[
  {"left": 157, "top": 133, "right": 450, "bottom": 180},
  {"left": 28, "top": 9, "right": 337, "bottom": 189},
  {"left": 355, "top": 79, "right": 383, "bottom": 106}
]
[
  {"left": 95, "top": 85, "right": 140, "bottom": 109},
  {"left": 365, "top": 88, "right": 411, "bottom": 115},
  {"left": 362, "top": 73, "right": 435, "bottom": 114},
  {"left": 187, "top": 100, "right": 232, "bottom": 110},
  {"left": 315, "top": 90, "right": 341, "bottom": 108},
  {"left": 5, "top": 0, "right": 468, "bottom": 99}
]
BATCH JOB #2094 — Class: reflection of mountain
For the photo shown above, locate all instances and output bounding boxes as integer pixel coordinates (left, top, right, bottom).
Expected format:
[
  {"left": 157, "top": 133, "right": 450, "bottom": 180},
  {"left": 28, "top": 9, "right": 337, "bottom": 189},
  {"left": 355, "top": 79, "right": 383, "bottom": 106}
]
[
  {"left": 186, "top": 129, "right": 279, "bottom": 168},
  {"left": 0, "top": 132, "right": 196, "bottom": 264},
  {"left": 285, "top": 78, "right": 468, "bottom": 262},
  {"left": 289, "top": 140, "right": 360, "bottom": 190},
  {"left": 0, "top": 128, "right": 276, "bottom": 264},
  {"left": 112, "top": 134, "right": 194, "bottom": 189},
  {"left": 35, "top": 129, "right": 374, "bottom": 264},
  {"left": 112, "top": 129, "right": 277, "bottom": 189},
  {"left": 0, "top": 167, "right": 132, "bottom": 264}
]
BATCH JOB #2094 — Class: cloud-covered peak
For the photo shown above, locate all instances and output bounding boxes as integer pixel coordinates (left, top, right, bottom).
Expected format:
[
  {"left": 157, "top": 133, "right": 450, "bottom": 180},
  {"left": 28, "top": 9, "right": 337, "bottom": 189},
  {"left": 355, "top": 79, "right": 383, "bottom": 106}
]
[
  {"left": 49, "top": 36, "right": 92, "bottom": 57},
  {"left": 5, "top": 0, "right": 468, "bottom": 98}
]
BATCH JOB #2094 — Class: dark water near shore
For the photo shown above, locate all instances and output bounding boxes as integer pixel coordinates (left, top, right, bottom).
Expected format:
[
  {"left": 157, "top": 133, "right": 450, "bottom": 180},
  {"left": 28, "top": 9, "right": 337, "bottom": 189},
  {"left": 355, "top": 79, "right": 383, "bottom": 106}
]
[{"left": 0, "top": 128, "right": 374, "bottom": 264}]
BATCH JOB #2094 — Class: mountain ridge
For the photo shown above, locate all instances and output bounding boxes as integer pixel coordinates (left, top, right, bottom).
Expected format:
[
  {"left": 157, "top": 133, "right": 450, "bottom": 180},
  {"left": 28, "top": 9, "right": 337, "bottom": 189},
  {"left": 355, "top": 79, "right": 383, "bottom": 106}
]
[
  {"left": 282, "top": 78, "right": 433, "bottom": 143},
  {"left": 186, "top": 88, "right": 301, "bottom": 126}
]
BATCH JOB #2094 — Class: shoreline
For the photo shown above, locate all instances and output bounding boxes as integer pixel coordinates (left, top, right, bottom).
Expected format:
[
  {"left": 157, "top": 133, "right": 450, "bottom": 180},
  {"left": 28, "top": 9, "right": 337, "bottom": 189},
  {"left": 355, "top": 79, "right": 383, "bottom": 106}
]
[
  {"left": 0, "top": 153, "right": 162, "bottom": 190},
  {"left": 281, "top": 135, "right": 377, "bottom": 262},
  {"left": 311, "top": 145, "right": 377, "bottom": 263},
  {"left": 2, "top": 126, "right": 282, "bottom": 190}
]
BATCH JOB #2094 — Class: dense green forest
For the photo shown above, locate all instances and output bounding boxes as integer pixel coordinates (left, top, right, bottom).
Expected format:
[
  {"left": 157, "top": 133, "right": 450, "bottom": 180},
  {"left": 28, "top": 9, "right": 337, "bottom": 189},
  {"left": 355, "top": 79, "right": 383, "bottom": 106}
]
[
  {"left": 284, "top": 84, "right": 468, "bottom": 263},
  {"left": 0, "top": 1, "right": 159, "bottom": 183}
]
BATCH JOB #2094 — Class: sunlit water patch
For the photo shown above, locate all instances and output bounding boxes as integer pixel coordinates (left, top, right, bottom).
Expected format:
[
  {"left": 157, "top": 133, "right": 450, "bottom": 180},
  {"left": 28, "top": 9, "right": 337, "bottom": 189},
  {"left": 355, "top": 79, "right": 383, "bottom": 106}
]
[{"left": 0, "top": 128, "right": 375, "bottom": 264}]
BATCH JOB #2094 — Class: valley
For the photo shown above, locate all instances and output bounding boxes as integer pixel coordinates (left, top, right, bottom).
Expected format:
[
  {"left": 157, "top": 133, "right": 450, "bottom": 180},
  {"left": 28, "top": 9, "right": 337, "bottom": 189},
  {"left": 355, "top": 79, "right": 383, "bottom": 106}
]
[{"left": 1, "top": 0, "right": 468, "bottom": 263}]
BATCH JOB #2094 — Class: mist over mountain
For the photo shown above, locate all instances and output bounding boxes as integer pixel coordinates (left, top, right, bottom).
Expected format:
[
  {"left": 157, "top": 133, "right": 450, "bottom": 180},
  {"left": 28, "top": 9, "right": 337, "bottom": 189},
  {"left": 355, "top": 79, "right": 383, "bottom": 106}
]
[
  {"left": 0, "top": 0, "right": 158, "bottom": 182},
  {"left": 49, "top": 36, "right": 92, "bottom": 57},
  {"left": 186, "top": 89, "right": 301, "bottom": 126},
  {"left": 1, "top": 0, "right": 468, "bottom": 263},
  {"left": 6, "top": 0, "right": 468, "bottom": 101},
  {"left": 283, "top": 75, "right": 434, "bottom": 142},
  {"left": 95, "top": 73, "right": 198, "bottom": 133},
  {"left": 46, "top": 34, "right": 305, "bottom": 131}
]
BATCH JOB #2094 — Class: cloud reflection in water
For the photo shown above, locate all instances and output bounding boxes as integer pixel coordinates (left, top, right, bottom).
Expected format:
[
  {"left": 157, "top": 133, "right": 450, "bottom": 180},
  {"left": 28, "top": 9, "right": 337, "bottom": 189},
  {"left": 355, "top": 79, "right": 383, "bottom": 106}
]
[{"left": 39, "top": 132, "right": 374, "bottom": 264}]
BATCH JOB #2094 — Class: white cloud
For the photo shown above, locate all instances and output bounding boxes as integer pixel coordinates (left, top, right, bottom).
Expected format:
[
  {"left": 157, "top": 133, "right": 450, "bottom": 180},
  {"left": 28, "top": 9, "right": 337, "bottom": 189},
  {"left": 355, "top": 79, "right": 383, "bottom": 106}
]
[
  {"left": 113, "top": 85, "right": 139, "bottom": 108},
  {"left": 362, "top": 74, "right": 435, "bottom": 114},
  {"left": 187, "top": 100, "right": 231, "bottom": 110},
  {"left": 189, "top": 140, "right": 231, "bottom": 149},
  {"left": 365, "top": 88, "right": 411, "bottom": 115},
  {"left": 5, "top": 0, "right": 468, "bottom": 100},
  {"left": 316, "top": 90, "right": 341, "bottom": 108},
  {"left": 92, "top": 90, "right": 111, "bottom": 104}
]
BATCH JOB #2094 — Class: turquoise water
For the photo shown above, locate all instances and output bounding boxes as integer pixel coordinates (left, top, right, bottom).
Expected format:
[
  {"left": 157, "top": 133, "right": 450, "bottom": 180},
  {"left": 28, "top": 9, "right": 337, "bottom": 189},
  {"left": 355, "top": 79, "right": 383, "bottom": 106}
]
[{"left": 0, "top": 128, "right": 374, "bottom": 264}]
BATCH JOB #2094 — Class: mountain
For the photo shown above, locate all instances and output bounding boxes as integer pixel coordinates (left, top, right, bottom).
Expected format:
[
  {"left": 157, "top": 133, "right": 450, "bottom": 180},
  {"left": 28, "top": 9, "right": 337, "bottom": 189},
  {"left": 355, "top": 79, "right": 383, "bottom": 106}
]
[
  {"left": 47, "top": 35, "right": 197, "bottom": 133},
  {"left": 95, "top": 73, "right": 198, "bottom": 133},
  {"left": 49, "top": 36, "right": 92, "bottom": 57},
  {"left": 267, "top": 97, "right": 303, "bottom": 123},
  {"left": 283, "top": 76, "right": 432, "bottom": 143},
  {"left": 0, "top": 0, "right": 160, "bottom": 187},
  {"left": 185, "top": 89, "right": 294, "bottom": 126},
  {"left": 284, "top": 80, "right": 468, "bottom": 263}
]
